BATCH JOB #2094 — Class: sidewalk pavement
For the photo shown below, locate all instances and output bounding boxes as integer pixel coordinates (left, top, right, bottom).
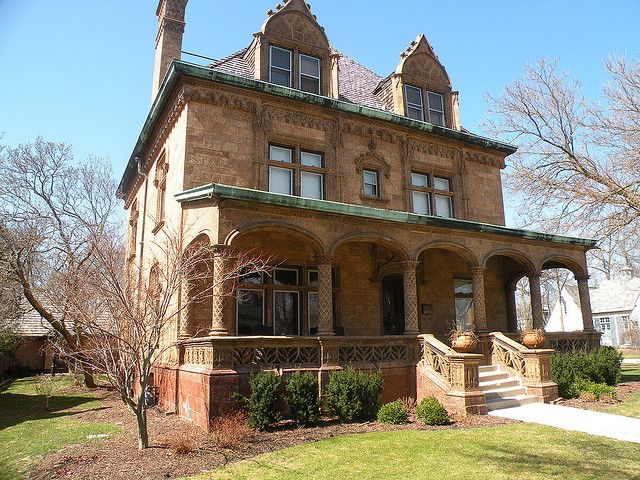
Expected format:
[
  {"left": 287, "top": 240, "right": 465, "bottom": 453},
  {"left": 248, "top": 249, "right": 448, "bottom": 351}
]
[{"left": 489, "top": 403, "right": 640, "bottom": 444}]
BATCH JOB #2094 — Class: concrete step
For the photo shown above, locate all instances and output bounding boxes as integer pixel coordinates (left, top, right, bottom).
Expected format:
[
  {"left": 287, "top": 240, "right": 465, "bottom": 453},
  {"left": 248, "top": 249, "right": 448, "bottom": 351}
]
[
  {"left": 486, "top": 394, "right": 539, "bottom": 411},
  {"left": 478, "top": 371, "right": 510, "bottom": 382},
  {"left": 478, "top": 365, "right": 499, "bottom": 373},
  {"left": 479, "top": 377, "right": 520, "bottom": 390},
  {"left": 483, "top": 386, "right": 528, "bottom": 399}
]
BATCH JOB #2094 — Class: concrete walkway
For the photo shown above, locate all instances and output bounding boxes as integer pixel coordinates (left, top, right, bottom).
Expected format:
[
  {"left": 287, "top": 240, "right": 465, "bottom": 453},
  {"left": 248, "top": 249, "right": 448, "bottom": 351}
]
[
  {"left": 623, "top": 358, "right": 640, "bottom": 365},
  {"left": 489, "top": 403, "right": 640, "bottom": 444}
]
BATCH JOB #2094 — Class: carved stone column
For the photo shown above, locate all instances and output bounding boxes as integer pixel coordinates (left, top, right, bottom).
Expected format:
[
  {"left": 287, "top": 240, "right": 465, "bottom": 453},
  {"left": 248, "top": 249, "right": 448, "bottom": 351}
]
[
  {"left": 317, "top": 255, "right": 334, "bottom": 336},
  {"left": 179, "top": 277, "right": 192, "bottom": 339},
  {"left": 506, "top": 280, "right": 518, "bottom": 332},
  {"left": 576, "top": 275, "right": 595, "bottom": 330},
  {"left": 209, "top": 245, "right": 231, "bottom": 336},
  {"left": 402, "top": 261, "right": 420, "bottom": 335},
  {"left": 471, "top": 267, "right": 487, "bottom": 331},
  {"left": 528, "top": 273, "right": 544, "bottom": 330}
]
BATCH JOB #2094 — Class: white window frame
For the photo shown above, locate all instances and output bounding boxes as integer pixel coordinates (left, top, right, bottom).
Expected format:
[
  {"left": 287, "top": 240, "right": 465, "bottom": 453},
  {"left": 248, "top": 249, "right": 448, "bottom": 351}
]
[
  {"left": 411, "top": 191, "right": 431, "bottom": 215},
  {"left": 427, "top": 91, "right": 445, "bottom": 126},
  {"left": 299, "top": 53, "right": 321, "bottom": 95},
  {"left": 269, "top": 45, "right": 292, "bottom": 87},
  {"left": 268, "top": 166, "right": 293, "bottom": 195},
  {"left": 273, "top": 290, "right": 300, "bottom": 336},
  {"left": 269, "top": 145, "right": 293, "bottom": 163},
  {"left": 363, "top": 169, "right": 379, "bottom": 197},
  {"left": 404, "top": 84, "right": 424, "bottom": 121},
  {"left": 236, "top": 288, "right": 266, "bottom": 335},
  {"left": 434, "top": 194, "right": 453, "bottom": 218}
]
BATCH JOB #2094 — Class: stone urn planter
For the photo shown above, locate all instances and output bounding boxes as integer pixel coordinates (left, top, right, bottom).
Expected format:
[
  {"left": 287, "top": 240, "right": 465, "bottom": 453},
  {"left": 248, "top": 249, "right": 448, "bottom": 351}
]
[
  {"left": 450, "top": 331, "right": 478, "bottom": 353},
  {"left": 521, "top": 329, "right": 546, "bottom": 349}
]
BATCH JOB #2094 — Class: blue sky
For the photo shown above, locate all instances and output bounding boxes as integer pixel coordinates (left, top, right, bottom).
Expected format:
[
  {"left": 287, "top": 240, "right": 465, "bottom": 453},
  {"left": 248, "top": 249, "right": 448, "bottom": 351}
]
[{"left": 1, "top": 0, "right": 639, "bottom": 225}]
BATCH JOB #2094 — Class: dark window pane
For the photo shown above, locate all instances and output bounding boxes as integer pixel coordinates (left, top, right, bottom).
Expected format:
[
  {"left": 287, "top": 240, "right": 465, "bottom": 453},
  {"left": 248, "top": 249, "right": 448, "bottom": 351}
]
[
  {"left": 275, "top": 268, "right": 299, "bottom": 286},
  {"left": 405, "top": 85, "right": 423, "bottom": 106},
  {"left": 270, "top": 68, "right": 291, "bottom": 87},
  {"left": 300, "top": 76, "right": 320, "bottom": 94},
  {"left": 237, "top": 290, "right": 264, "bottom": 335},
  {"left": 300, "top": 54, "right": 320, "bottom": 77},
  {"left": 308, "top": 270, "right": 318, "bottom": 287},
  {"left": 240, "top": 271, "right": 263, "bottom": 285},
  {"left": 428, "top": 91, "right": 444, "bottom": 112},
  {"left": 308, "top": 292, "right": 318, "bottom": 334},
  {"left": 270, "top": 46, "right": 291, "bottom": 69},
  {"left": 429, "top": 111, "right": 444, "bottom": 126},
  {"left": 407, "top": 106, "right": 424, "bottom": 121},
  {"left": 274, "top": 291, "right": 299, "bottom": 335}
]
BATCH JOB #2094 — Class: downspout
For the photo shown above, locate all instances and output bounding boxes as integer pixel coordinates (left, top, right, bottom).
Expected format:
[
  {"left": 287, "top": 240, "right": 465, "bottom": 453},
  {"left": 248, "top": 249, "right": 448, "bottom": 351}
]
[{"left": 137, "top": 156, "right": 149, "bottom": 303}]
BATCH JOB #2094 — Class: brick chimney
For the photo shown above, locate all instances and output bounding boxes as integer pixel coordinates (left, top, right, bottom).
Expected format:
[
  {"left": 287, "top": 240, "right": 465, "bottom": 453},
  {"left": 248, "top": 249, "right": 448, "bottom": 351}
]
[{"left": 151, "top": 0, "right": 188, "bottom": 102}]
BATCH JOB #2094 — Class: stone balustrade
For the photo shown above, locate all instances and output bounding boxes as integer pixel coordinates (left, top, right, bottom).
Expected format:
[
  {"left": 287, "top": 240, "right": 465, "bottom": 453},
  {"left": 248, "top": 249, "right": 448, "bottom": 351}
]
[{"left": 179, "top": 335, "right": 419, "bottom": 371}]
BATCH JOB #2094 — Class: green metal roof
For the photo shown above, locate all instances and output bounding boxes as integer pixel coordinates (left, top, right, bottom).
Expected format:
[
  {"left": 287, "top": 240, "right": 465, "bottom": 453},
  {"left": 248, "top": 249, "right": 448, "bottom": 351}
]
[
  {"left": 117, "top": 60, "right": 517, "bottom": 197},
  {"left": 175, "top": 183, "right": 597, "bottom": 248}
]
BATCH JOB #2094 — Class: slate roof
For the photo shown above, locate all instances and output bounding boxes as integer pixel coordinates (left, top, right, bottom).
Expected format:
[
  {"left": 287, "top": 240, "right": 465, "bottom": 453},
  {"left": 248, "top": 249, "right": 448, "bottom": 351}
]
[
  {"left": 12, "top": 306, "right": 58, "bottom": 337},
  {"left": 589, "top": 276, "right": 640, "bottom": 315},
  {"left": 209, "top": 48, "right": 391, "bottom": 111}
]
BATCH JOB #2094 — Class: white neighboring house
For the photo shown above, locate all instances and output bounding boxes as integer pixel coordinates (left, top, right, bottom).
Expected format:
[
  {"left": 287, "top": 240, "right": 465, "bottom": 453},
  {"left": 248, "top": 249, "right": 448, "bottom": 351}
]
[{"left": 547, "top": 268, "right": 640, "bottom": 347}]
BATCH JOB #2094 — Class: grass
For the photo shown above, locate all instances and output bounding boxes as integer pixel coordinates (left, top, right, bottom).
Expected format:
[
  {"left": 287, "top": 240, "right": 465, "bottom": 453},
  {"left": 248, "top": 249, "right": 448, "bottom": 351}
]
[
  {"left": 620, "top": 365, "right": 640, "bottom": 383},
  {"left": 0, "top": 376, "right": 119, "bottom": 480},
  {"left": 187, "top": 424, "right": 640, "bottom": 480}
]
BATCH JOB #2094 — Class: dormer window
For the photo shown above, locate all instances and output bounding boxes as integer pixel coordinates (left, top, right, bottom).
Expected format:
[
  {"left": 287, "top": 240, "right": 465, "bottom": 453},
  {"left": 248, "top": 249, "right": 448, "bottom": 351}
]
[
  {"left": 404, "top": 85, "right": 424, "bottom": 121},
  {"left": 269, "top": 46, "right": 292, "bottom": 87},
  {"left": 404, "top": 84, "right": 445, "bottom": 126},
  {"left": 299, "top": 54, "right": 321, "bottom": 94}
]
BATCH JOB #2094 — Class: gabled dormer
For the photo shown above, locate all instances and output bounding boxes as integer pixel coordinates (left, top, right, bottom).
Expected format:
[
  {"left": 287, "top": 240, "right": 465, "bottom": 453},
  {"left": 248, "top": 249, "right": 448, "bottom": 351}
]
[
  {"left": 376, "top": 34, "right": 461, "bottom": 130},
  {"left": 244, "top": 0, "right": 339, "bottom": 98}
]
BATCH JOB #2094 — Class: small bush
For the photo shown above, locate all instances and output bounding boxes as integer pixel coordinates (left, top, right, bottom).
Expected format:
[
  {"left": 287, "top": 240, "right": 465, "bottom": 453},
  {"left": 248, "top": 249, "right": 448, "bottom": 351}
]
[
  {"left": 415, "top": 396, "right": 449, "bottom": 426},
  {"left": 286, "top": 371, "right": 321, "bottom": 426},
  {"left": 574, "top": 379, "right": 617, "bottom": 402},
  {"left": 34, "top": 375, "right": 57, "bottom": 410},
  {"left": 326, "top": 367, "right": 383, "bottom": 422},
  {"left": 169, "top": 430, "right": 198, "bottom": 455},
  {"left": 210, "top": 411, "right": 253, "bottom": 449},
  {"left": 376, "top": 400, "right": 409, "bottom": 424},
  {"left": 551, "top": 347, "right": 623, "bottom": 398},
  {"left": 246, "top": 371, "right": 282, "bottom": 430}
]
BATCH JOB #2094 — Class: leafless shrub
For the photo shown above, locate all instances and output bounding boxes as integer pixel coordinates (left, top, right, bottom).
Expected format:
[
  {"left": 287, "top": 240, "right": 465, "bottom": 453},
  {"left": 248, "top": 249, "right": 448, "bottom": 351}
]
[
  {"left": 210, "top": 411, "right": 254, "bottom": 450},
  {"left": 399, "top": 396, "right": 417, "bottom": 414},
  {"left": 169, "top": 430, "right": 199, "bottom": 456}
]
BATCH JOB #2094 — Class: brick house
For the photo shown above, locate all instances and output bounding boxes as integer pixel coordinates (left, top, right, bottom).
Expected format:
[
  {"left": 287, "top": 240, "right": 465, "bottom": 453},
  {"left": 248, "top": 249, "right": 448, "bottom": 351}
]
[{"left": 117, "top": 0, "right": 601, "bottom": 429}]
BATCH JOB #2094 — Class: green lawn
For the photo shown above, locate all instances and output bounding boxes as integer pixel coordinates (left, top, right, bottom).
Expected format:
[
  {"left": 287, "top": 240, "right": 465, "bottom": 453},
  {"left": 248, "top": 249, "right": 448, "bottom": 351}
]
[
  {"left": 0, "top": 376, "right": 119, "bottom": 480},
  {"left": 620, "top": 365, "right": 640, "bottom": 382},
  {"left": 187, "top": 424, "right": 640, "bottom": 480}
]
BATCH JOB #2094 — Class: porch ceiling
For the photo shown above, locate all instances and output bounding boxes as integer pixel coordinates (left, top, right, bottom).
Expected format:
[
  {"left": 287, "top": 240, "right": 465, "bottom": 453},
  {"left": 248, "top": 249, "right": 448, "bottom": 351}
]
[{"left": 175, "top": 183, "right": 597, "bottom": 248}]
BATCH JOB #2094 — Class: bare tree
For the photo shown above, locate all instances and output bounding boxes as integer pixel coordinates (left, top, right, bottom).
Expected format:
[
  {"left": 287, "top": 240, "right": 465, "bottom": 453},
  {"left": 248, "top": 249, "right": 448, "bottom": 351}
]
[
  {"left": 486, "top": 57, "right": 640, "bottom": 271},
  {"left": 64, "top": 226, "right": 272, "bottom": 449},
  {"left": 0, "top": 138, "right": 121, "bottom": 387}
]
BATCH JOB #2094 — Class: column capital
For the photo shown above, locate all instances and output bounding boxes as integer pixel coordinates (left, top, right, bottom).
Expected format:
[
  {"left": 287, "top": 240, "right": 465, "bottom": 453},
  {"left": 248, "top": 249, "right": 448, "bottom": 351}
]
[
  {"left": 401, "top": 260, "right": 420, "bottom": 269},
  {"left": 528, "top": 271, "right": 542, "bottom": 281},
  {"left": 315, "top": 253, "right": 335, "bottom": 265},
  {"left": 212, "top": 244, "right": 233, "bottom": 256},
  {"left": 575, "top": 275, "right": 590, "bottom": 283},
  {"left": 470, "top": 266, "right": 486, "bottom": 275}
]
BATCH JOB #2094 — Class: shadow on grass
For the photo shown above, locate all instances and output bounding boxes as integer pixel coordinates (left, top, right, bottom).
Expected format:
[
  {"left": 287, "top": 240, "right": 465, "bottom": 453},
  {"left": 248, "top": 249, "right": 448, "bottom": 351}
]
[
  {"left": 0, "top": 392, "right": 105, "bottom": 431},
  {"left": 621, "top": 369, "right": 640, "bottom": 383},
  {"left": 456, "top": 430, "right": 640, "bottom": 479}
]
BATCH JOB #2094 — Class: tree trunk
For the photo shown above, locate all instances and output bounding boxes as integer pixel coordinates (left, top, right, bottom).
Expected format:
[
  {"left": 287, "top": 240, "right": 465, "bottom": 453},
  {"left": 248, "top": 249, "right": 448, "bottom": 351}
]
[
  {"left": 83, "top": 370, "right": 97, "bottom": 389},
  {"left": 136, "top": 407, "right": 149, "bottom": 450}
]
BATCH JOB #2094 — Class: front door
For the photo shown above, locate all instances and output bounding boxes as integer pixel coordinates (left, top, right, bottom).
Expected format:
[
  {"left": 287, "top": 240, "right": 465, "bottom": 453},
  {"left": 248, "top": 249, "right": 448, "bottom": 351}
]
[{"left": 381, "top": 274, "right": 404, "bottom": 335}]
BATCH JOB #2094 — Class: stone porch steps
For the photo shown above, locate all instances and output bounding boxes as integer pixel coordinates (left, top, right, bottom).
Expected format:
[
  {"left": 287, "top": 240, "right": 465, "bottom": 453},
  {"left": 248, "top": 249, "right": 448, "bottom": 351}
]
[{"left": 478, "top": 365, "right": 539, "bottom": 411}]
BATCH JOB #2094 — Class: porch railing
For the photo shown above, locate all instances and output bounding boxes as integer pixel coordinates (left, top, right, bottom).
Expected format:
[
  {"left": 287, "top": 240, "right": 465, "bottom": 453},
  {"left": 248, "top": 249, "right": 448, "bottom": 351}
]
[
  {"left": 545, "top": 331, "right": 601, "bottom": 352},
  {"left": 179, "top": 335, "right": 419, "bottom": 370},
  {"left": 418, "top": 334, "right": 483, "bottom": 392},
  {"left": 488, "top": 332, "right": 554, "bottom": 385}
]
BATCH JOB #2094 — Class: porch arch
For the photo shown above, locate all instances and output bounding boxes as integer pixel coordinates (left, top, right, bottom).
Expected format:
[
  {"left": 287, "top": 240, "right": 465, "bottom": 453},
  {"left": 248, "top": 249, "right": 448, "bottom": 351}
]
[
  {"left": 413, "top": 240, "right": 479, "bottom": 267},
  {"left": 329, "top": 231, "right": 410, "bottom": 260},
  {"left": 481, "top": 248, "right": 536, "bottom": 274},
  {"left": 225, "top": 220, "right": 327, "bottom": 255},
  {"left": 539, "top": 254, "right": 586, "bottom": 278}
]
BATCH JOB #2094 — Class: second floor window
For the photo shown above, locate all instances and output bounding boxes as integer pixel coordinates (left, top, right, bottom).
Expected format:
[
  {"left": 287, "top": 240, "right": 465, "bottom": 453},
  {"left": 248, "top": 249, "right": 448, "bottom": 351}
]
[
  {"left": 268, "top": 145, "right": 324, "bottom": 200},
  {"left": 404, "top": 84, "right": 445, "bottom": 126},
  {"left": 411, "top": 172, "right": 453, "bottom": 218},
  {"left": 362, "top": 170, "right": 379, "bottom": 197}
]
